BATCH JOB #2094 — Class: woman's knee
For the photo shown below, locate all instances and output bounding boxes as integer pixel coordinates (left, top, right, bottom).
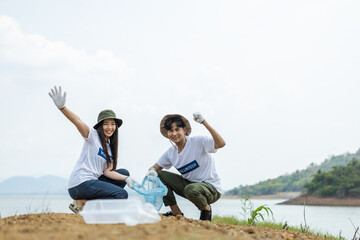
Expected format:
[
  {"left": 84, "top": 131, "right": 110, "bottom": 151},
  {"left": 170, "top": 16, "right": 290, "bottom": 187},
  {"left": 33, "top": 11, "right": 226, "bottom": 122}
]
[
  {"left": 110, "top": 187, "right": 128, "bottom": 199},
  {"left": 115, "top": 190, "right": 128, "bottom": 199},
  {"left": 68, "top": 187, "right": 77, "bottom": 200}
]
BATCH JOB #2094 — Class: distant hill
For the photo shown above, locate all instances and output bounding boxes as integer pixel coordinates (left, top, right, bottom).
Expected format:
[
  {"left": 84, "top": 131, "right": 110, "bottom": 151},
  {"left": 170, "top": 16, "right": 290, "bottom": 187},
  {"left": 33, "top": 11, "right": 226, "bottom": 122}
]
[
  {"left": 225, "top": 149, "right": 360, "bottom": 197},
  {"left": 0, "top": 175, "right": 68, "bottom": 195}
]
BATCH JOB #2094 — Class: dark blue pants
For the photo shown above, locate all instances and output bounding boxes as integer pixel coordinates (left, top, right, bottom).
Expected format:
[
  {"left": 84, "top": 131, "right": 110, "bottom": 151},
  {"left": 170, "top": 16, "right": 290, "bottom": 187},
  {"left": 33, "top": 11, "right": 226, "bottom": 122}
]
[{"left": 68, "top": 169, "right": 130, "bottom": 200}]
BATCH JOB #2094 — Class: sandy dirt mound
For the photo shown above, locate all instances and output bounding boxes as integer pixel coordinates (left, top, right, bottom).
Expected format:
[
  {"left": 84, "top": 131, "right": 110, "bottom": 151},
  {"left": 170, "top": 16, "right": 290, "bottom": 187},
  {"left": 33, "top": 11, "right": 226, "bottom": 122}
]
[{"left": 0, "top": 213, "right": 329, "bottom": 240}]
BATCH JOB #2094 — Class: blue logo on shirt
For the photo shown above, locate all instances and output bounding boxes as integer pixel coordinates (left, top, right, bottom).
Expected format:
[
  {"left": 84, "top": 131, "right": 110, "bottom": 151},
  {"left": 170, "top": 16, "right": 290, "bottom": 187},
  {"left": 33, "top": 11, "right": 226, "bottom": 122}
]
[
  {"left": 98, "top": 148, "right": 112, "bottom": 161},
  {"left": 177, "top": 160, "right": 199, "bottom": 174}
]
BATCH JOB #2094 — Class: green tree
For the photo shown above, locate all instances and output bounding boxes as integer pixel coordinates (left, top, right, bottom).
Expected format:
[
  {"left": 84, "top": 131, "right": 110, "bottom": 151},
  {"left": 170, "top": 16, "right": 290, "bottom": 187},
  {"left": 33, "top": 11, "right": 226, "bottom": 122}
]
[
  {"left": 225, "top": 149, "right": 360, "bottom": 197},
  {"left": 304, "top": 159, "right": 360, "bottom": 198}
]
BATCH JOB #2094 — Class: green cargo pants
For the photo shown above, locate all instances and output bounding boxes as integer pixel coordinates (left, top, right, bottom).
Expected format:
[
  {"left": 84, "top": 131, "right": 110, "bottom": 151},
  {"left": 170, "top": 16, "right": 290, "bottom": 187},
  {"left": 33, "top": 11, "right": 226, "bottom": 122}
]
[{"left": 157, "top": 170, "right": 221, "bottom": 210}]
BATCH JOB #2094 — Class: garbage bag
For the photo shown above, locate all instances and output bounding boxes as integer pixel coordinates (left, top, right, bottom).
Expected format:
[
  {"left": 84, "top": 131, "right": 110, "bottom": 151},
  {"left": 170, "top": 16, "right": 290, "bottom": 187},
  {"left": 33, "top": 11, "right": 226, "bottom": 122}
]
[
  {"left": 80, "top": 199, "right": 161, "bottom": 225},
  {"left": 133, "top": 176, "right": 168, "bottom": 211}
]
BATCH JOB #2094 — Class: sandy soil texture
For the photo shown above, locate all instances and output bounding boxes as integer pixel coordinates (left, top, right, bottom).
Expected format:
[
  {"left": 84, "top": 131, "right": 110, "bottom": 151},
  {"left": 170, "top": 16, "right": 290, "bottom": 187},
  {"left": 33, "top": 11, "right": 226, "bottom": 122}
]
[{"left": 0, "top": 213, "right": 330, "bottom": 240}]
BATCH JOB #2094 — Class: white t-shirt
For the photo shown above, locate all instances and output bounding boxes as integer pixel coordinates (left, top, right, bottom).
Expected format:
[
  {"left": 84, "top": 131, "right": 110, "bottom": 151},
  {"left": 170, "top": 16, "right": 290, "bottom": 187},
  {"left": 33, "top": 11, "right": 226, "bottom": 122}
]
[
  {"left": 68, "top": 128, "right": 112, "bottom": 189},
  {"left": 157, "top": 136, "right": 223, "bottom": 194}
]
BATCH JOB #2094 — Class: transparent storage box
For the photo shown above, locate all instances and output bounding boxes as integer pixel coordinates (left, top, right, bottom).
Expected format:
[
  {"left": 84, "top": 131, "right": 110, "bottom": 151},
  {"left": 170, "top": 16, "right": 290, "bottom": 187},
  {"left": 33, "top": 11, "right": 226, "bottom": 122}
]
[{"left": 80, "top": 199, "right": 161, "bottom": 225}]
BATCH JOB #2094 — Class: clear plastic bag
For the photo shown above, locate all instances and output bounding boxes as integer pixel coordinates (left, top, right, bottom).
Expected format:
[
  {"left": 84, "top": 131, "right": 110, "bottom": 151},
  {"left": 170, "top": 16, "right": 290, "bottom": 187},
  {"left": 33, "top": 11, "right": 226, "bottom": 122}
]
[{"left": 133, "top": 176, "right": 168, "bottom": 211}]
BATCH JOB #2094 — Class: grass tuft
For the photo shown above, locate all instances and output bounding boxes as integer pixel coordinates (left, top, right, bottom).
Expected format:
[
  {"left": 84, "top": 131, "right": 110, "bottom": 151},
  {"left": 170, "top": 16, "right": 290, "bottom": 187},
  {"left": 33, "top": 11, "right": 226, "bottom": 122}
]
[
  {"left": 213, "top": 215, "right": 339, "bottom": 239},
  {"left": 26, "top": 194, "right": 51, "bottom": 214}
]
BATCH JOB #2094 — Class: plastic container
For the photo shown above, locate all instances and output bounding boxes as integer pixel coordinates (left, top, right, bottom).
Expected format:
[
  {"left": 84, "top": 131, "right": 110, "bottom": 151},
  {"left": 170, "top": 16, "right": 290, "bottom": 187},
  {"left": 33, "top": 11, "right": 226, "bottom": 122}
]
[
  {"left": 133, "top": 176, "right": 168, "bottom": 211},
  {"left": 80, "top": 199, "right": 161, "bottom": 225}
]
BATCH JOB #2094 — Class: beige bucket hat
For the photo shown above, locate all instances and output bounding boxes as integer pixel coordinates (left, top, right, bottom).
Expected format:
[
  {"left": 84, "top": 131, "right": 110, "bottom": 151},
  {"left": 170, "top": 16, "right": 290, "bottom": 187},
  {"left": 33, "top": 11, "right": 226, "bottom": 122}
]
[{"left": 160, "top": 114, "right": 191, "bottom": 138}]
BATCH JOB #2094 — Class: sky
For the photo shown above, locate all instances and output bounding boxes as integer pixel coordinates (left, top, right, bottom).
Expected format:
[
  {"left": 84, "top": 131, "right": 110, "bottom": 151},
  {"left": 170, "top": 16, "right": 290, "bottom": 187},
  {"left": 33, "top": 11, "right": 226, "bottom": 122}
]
[{"left": 1, "top": 0, "right": 360, "bottom": 191}]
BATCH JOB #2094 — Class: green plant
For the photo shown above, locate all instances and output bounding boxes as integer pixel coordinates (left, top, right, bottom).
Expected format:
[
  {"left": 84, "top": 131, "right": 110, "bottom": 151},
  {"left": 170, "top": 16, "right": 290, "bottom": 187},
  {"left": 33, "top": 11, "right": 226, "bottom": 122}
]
[
  {"left": 240, "top": 195, "right": 252, "bottom": 220},
  {"left": 240, "top": 196, "right": 274, "bottom": 226},
  {"left": 247, "top": 204, "right": 274, "bottom": 226}
]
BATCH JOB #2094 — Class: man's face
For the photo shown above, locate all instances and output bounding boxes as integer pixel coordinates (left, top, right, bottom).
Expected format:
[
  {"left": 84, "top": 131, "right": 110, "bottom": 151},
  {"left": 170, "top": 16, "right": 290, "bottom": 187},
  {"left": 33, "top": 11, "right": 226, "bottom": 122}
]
[{"left": 167, "top": 123, "right": 186, "bottom": 143}]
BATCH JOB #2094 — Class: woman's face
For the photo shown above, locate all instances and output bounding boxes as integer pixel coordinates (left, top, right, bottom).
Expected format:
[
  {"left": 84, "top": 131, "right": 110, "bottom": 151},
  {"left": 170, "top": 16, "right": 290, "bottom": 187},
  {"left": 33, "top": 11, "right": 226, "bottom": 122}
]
[
  {"left": 102, "top": 119, "right": 117, "bottom": 140},
  {"left": 167, "top": 123, "right": 186, "bottom": 144}
]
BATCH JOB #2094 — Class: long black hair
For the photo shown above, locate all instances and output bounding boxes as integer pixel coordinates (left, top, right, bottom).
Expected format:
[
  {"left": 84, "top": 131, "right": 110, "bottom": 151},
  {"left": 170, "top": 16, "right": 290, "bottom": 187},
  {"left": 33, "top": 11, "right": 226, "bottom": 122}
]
[{"left": 96, "top": 121, "right": 118, "bottom": 170}]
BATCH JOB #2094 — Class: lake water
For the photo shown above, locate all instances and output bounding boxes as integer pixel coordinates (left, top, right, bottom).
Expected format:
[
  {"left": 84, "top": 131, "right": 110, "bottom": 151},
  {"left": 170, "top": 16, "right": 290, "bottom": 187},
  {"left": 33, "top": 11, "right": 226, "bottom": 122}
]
[{"left": 1, "top": 194, "right": 360, "bottom": 239}]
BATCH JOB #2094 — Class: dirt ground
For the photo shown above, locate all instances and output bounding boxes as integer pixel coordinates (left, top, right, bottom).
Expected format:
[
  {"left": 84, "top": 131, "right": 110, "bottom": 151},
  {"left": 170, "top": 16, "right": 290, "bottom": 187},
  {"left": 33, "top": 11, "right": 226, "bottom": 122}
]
[{"left": 0, "top": 213, "right": 331, "bottom": 240}]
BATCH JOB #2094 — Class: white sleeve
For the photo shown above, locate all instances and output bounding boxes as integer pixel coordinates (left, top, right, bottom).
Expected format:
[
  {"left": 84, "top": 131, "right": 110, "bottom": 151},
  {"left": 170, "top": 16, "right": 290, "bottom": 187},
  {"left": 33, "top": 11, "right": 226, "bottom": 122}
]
[
  {"left": 202, "top": 136, "right": 217, "bottom": 154},
  {"left": 157, "top": 149, "right": 173, "bottom": 169},
  {"left": 84, "top": 128, "right": 96, "bottom": 144}
]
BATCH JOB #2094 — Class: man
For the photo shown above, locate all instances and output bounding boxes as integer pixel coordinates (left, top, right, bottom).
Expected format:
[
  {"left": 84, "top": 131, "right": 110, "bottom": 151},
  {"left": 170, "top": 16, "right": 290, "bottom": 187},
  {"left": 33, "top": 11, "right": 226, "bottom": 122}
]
[{"left": 146, "top": 112, "right": 225, "bottom": 221}]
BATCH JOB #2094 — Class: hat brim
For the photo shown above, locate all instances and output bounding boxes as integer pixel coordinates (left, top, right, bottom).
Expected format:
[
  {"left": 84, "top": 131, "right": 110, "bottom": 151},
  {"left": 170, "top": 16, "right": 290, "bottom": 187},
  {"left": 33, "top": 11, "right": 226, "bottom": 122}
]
[
  {"left": 93, "top": 118, "right": 123, "bottom": 130},
  {"left": 160, "top": 114, "right": 191, "bottom": 138}
]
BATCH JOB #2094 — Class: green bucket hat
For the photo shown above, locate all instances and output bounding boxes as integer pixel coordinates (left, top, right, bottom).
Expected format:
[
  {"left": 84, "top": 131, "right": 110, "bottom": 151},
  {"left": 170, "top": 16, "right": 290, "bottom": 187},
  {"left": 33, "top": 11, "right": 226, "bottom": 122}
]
[{"left": 93, "top": 109, "right": 123, "bottom": 129}]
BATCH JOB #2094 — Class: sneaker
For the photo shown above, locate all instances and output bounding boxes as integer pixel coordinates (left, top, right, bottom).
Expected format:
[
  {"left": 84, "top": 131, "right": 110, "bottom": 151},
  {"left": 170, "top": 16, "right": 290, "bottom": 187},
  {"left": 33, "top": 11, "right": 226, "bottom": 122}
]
[
  {"left": 69, "top": 203, "right": 79, "bottom": 214},
  {"left": 162, "top": 211, "right": 184, "bottom": 217},
  {"left": 200, "top": 206, "right": 212, "bottom": 221},
  {"left": 69, "top": 200, "right": 85, "bottom": 214}
]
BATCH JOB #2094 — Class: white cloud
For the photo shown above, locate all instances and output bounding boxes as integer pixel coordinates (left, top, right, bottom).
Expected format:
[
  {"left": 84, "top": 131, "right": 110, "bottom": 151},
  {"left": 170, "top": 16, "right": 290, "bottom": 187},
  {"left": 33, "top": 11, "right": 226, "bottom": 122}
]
[{"left": 0, "top": 16, "right": 132, "bottom": 80}]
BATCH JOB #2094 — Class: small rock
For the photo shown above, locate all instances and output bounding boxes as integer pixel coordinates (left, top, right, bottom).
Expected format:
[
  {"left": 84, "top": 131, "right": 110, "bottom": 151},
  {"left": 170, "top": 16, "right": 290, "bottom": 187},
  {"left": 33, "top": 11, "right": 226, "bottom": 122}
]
[{"left": 245, "top": 227, "right": 255, "bottom": 234}]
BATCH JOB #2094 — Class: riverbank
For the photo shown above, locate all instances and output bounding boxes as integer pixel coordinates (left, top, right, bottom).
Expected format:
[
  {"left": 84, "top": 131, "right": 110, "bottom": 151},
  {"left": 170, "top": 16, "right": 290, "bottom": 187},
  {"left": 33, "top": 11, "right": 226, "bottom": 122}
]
[
  {"left": 0, "top": 213, "right": 330, "bottom": 240},
  {"left": 223, "top": 192, "right": 302, "bottom": 200},
  {"left": 280, "top": 195, "right": 360, "bottom": 206}
]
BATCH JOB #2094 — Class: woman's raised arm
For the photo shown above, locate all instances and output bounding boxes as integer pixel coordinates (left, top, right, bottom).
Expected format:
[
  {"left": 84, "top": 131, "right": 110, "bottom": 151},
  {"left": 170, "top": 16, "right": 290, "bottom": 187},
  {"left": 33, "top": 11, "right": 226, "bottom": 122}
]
[{"left": 49, "top": 86, "right": 89, "bottom": 138}]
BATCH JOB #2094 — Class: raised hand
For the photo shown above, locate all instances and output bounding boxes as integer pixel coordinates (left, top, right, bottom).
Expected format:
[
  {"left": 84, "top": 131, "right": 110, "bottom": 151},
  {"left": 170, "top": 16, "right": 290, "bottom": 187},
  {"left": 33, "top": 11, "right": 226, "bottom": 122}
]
[
  {"left": 49, "top": 86, "right": 66, "bottom": 110},
  {"left": 193, "top": 112, "right": 205, "bottom": 124}
]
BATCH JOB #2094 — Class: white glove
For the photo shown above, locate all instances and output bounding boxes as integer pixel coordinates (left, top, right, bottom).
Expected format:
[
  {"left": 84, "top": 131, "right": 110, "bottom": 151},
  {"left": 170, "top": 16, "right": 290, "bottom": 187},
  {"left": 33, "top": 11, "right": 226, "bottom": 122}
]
[
  {"left": 193, "top": 112, "right": 205, "bottom": 123},
  {"left": 49, "top": 86, "right": 66, "bottom": 110},
  {"left": 145, "top": 168, "right": 158, "bottom": 177},
  {"left": 125, "top": 176, "right": 138, "bottom": 189}
]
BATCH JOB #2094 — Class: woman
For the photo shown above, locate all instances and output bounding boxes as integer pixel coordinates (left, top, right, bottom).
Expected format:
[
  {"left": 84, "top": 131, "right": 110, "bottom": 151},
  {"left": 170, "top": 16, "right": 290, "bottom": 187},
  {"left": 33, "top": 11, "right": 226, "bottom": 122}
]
[
  {"left": 146, "top": 112, "right": 225, "bottom": 221},
  {"left": 49, "top": 86, "right": 137, "bottom": 213}
]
